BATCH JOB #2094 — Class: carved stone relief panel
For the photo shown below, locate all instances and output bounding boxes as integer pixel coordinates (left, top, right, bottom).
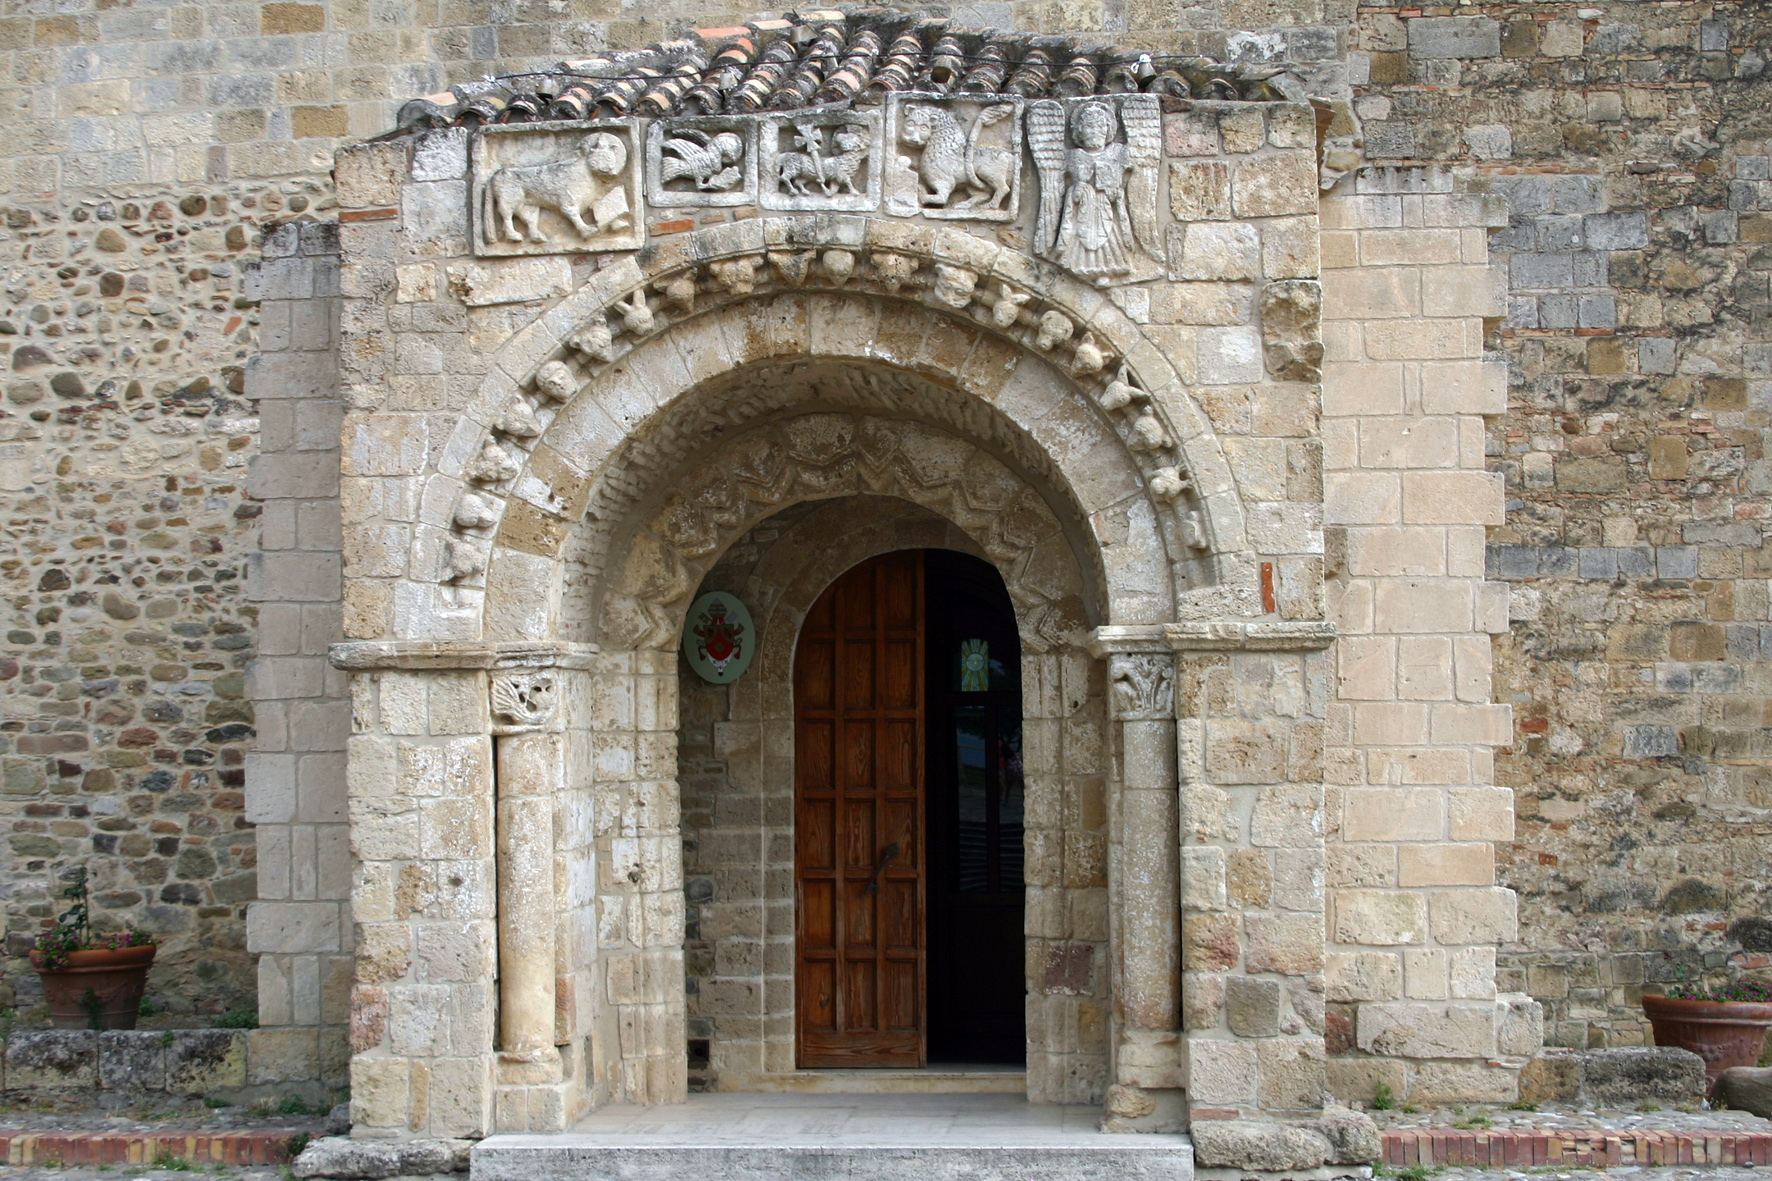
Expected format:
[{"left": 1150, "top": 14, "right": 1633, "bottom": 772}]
[
  {"left": 757, "top": 109, "right": 882, "bottom": 212},
  {"left": 644, "top": 116, "right": 757, "bottom": 208},
  {"left": 884, "top": 95, "right": 1024, "bottom": 222},
  {"left": 1026, "top": 96, "right": 1163, "bottom": 286},
  {"left": 472, "top": 121, "right": 643, "bottom": 256}
]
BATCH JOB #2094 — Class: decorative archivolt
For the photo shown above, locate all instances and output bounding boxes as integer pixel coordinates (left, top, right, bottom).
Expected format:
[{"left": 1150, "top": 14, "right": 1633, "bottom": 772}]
[
  {"left": 435, "top": 230, "right": 1216, "bottom": 591},
  {"left": 595, "top": 412, "right": 1090, "bottom": 655}
]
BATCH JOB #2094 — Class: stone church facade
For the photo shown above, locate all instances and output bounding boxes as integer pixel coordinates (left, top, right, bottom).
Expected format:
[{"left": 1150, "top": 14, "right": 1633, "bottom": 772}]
[{"left": 0, "top": 0, "right": 1768, "bottom": 1170}]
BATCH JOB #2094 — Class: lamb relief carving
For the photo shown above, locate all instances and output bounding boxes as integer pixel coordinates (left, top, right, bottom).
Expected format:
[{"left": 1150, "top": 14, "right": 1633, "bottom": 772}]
[
  {"left": 1027, "top": 96, "right": 1162, "bottom": 285},
  {"left": 473, "top": 124, "right": 641, "bottom": 255},
  {"left": 759, "top": 110, "right": 881, "bottom": 211}
]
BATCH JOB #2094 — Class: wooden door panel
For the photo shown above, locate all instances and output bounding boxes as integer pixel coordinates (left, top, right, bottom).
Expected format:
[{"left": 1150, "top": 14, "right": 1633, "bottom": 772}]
[
  {"left": 795, "top": 551, "right": 925, "bottom": 1068},
  {"left": 797, "top": 722, "right": 834, "bottom": 789},
  {"left": 799, "top": 800, "right": 836, "bottom": 870},
  {"left": 803, "top": 880, "right": 836, "bottom": 947},
  {"left": 803, "top": 960, "right": 836, "bottom": 1031}
]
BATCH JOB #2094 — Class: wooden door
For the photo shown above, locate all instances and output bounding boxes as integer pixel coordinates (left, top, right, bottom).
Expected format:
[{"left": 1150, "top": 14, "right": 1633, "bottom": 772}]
[{"left": 794, "top": 551, "right": 925, "bottom": 1067}]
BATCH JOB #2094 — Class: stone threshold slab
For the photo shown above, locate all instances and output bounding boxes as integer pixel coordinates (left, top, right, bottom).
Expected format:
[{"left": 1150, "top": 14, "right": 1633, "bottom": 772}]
[
  {"left": 715, "top": 1067, "right": 1027, "bottom": 1094},
  {"left": 472, "top": 1094, "right": 1192, "bottom": 1181},
  {"left": 1385, "top": 1128, "right": 1772, "bottom": 1168}
]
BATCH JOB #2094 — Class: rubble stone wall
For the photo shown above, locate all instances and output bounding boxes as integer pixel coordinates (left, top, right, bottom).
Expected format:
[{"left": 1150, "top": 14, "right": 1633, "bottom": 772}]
[{"left": 1350, "top": 0, "right": 1772, "bottom": 1050}]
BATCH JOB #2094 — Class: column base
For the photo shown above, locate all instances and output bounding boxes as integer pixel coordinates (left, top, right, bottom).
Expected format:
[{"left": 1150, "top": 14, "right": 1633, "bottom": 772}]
[{"left": 494, "top": 1080, "right": 574, "bottom": 1132}]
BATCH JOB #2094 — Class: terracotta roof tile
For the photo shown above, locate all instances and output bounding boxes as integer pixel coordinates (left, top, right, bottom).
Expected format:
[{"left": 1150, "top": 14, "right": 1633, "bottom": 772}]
[{"left": 392, "top": 7, "right": 1300, "bottom": 132}]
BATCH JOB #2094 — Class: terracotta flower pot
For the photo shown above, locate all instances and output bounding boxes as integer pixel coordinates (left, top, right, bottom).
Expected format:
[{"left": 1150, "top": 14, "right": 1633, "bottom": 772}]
[
  {"left": 31, "top": 944, "right": 157, "bottom": 1030},
  {"left": 1642, "top": 993, "right": 1772, "bottom": 1091}
]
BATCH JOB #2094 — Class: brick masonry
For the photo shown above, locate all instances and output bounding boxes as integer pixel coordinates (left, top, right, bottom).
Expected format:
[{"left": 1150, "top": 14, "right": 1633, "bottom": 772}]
[{"left": 1384, "top": 1128, "right": 1772, "bottom": 1168}]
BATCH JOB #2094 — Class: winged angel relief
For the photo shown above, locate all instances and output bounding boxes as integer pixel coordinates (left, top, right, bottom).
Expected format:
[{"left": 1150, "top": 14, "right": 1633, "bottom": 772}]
[{"left": 1027, "top": 97, "right": 1163, "bottom": 285}]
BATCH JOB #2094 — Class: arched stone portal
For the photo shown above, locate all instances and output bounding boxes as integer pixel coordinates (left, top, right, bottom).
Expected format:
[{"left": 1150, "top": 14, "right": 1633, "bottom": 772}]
[{"left": 322, "top": 17, "right": 1402, "bottom": 1164}]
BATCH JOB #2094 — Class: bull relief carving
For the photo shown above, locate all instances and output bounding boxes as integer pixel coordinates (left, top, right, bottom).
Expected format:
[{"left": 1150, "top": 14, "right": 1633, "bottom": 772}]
[
  {"left": 645, "top": 117, "right": 755, "bottom": 207},
  {"left": 1026, "top": 96, "right": 1162, "bottom": 285},
  {"left": 473, "top": 124, "right": 642, "bottom": 255},
  {"left": 886, "top": 97, "right": 1022, "bottom": 221},
  {"left": 759, "top": 110, "right": 882, "bottom": 211}
]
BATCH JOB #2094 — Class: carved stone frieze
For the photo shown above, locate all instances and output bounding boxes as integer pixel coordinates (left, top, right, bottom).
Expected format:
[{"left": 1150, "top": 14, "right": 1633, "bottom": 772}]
[
  {"left": 1026, "top": 96, "right": 1163, "bottom": 286},
  {"left": 644, "top": 116, "right": 755, "bottom": 207},
  {"left": 472, "top": 122, "right": 642, "bottom": 256},
  {"left": 758, "top": 109, "right": 882, "bottom": 211},
  {"left": 886, "top": 95, "right": 1022, "bottom": 221},
  {"left": 1108, "top": 653, "right": 1174, "bottom": 720}
]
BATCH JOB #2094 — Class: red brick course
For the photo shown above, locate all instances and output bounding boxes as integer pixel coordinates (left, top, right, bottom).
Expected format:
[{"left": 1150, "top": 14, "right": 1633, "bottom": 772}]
[
  {"left": 0, "top": 1130, "right": 310, "bottom": 1167},
  {"left": 1384, "top": 1128, "right": 1772, "bottom": 1168}
]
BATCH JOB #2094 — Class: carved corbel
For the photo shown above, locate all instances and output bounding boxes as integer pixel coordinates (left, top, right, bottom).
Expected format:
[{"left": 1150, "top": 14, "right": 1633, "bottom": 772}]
[
  {"left": 567, "top": 317, "right": 616, "bottom": 363},
  {"left": 986, "top": 283, "right": 1031, "bottom": 329},
  {"left": 454, "top": 491, "right": 500, "bottom": 529},
  {"left": 1108, "top": 653, "right": 1175, "bottom": 721},
  {"left": 495, "top": 396, "right": 543, "bottom": 438},
  {"left": 1149, "top": 467, "right": 1191, "bottom": 504},
  {"left": 869, "top": 250, "right": 917, "bottom": 291},
  {"left": 532, "top": 359, "right": 576, "bottom": 403},
  {"left": 1035, "top": 309, "right": 1074, "bottom": 351},
  {"left": 1070, "top": 331, "right": 1106, "bottom": 376},
  {"left": 656, "top": 271, "right": 697, "bottom": 313},
  {"left": 1099, "top": 363, "right": 1141, "bottom": 411},
  {"left": 821, "top": 248, "right": 855, "bottom": 284},
  {"left": 612, "top": 291, "right": 655, "bottom": 336},
  {"left": 1178, "top": 510, "right": 1210, "bottom": 551},
  {"left": 768, "top": 249, "right": 816, "bottom": 286},
  {"left": 466, "top": 437, "right": 521, "bottom": 485},
  {"left": 710, "top": 255, "right": 760, "bottom": 295},
  {"left": 1128, "top": 407, "right": 1170, "bottom": 451},
  {"left": 442, "top": 535, "right": 488, "bottom": 584},
  {"left": 931, "top": 264, "right": 978, "bottom": 309},
  {"left": 490, "top": 669, "right": 560, "bottom": 735}
]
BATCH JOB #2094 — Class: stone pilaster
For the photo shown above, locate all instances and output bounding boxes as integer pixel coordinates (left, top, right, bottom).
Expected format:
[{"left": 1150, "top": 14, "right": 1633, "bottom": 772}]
[{"left": 329, "top": 641, "right": 595, "bottom": 1138}]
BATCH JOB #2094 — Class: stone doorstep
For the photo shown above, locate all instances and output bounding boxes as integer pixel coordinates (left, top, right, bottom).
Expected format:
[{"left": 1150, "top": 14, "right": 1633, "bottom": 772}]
[
  {"left": 471, "top": 1143, "right": 1195, "bottom": 1181},
  {"left": 1384, "top": 1128, "right": 1772, "bottom": 1168},
  {"left": 0, "top": 1130, "right": 313, "bottom": 1167}
]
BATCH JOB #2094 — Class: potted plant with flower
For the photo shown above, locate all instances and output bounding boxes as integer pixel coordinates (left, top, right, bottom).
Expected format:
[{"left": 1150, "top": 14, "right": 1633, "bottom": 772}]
[
  {"left": 1643, "top": 973, "right": 1772, "bottom": 1092},
  {"left": 29, "top": 867, "right": 157, "bottom": 1030}
]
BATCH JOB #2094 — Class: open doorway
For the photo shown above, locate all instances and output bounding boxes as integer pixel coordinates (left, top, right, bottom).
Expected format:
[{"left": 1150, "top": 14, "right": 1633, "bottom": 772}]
[{"left": 792, "top": 549, "right": 1026, "bottom": 1069}]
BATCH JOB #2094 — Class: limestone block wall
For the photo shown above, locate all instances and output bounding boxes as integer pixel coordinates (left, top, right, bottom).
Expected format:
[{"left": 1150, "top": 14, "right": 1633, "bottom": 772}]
[
  {"left": 242, "top": 221, "right": 350, "bottom": 1079},
  {"left": 1350, "top": 0, "right": 1772, "bottom": 1049},
  {"left": 1319, "top": 169, "right": 1530, "bottom": 1105}
]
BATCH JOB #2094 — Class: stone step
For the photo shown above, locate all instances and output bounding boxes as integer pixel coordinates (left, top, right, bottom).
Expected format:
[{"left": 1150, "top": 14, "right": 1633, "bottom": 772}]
[
  {"left": 472, "top": 1094, "right": 1193, "bottom": 1181},
  {"left": 716, "top": 1067, "right": 1027, "bottom": 1094}
]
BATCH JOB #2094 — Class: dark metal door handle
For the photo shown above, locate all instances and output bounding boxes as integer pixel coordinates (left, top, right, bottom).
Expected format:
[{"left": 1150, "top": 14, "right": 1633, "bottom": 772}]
[{"left": 864, "top": 842, "right": 900, "bottom": 894}]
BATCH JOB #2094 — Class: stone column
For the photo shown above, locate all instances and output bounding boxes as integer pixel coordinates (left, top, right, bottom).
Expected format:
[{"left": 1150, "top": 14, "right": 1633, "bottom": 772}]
[{"left": 1090, "top": 630, "right": 1184, "bottom": 1132}]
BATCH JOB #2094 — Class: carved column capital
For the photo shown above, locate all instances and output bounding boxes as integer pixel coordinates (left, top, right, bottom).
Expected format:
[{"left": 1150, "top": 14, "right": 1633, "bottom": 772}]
[
  {"left": 490, "top": 669, "right": 560, "bottom": 734},
  {"left": 1108, "top": 653, "right": 1175, "bottom": 721}
]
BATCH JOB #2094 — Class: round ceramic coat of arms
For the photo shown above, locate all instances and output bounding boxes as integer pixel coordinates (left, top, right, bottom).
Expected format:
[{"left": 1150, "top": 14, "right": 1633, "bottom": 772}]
[{"left": 682, "top": 592, "right": 755, "bottom": 684}]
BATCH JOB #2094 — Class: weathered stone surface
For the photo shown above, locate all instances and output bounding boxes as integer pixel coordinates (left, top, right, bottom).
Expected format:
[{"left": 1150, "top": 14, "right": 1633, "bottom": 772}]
[
  {"left": 1317, "top": 1107, "right": 1382, "bottom": 1164},
  {"left": 1518, "top": 1051, "right": 1581, "bottom": 1105},
  {"left": 6, "top": 1031, "right": 97, "bottom": 1089},
  {"left": 166, "top": 1030, "right": 248, "bottom": 1095},
  {"left": 1190, "top": 1120, "right": 1332, "bottom": 1170},
  {"left": 292, "top": 1136, "right": 471, "bottom": 1178},
  {"left": 1717, "top": 1067, "right": 1772, "bottom": 1118},
  {"left": 1580, "top": 1047, "right": 1705, "bottom": 1108}
]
